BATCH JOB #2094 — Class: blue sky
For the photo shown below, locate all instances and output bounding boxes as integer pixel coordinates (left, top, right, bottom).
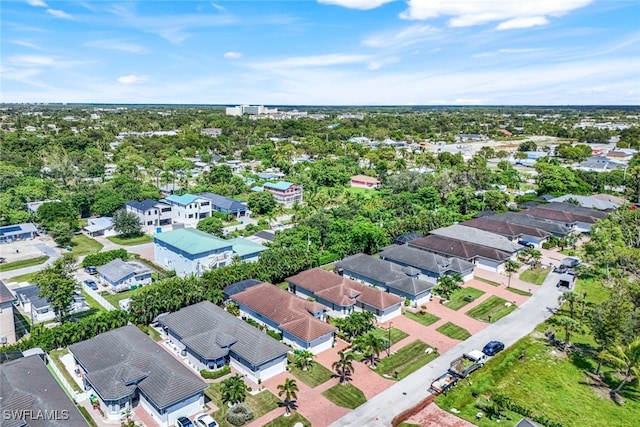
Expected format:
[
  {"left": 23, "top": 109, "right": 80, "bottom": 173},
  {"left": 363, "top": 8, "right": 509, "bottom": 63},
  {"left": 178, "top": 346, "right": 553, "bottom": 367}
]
[{"left": 1, "top": 0, "right": 639, "bottom": 105}]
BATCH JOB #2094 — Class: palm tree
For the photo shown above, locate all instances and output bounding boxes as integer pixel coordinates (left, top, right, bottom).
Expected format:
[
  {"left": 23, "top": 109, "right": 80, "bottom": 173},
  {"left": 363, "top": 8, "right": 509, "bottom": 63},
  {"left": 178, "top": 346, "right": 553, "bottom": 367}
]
[
  {"left": 552, "top": 315, "right": 582, "bottom": 343},
  {"left": 293, "top": 350, "right": 315, "bottom": 371},
  {"left": 204, "top": 288, "right": 225, "bottom": 305},
  {"left": 504, "top": 259, "right": 521, "bottom": 288},
  {"left": 558, "top": 291, "right": 584, "bottom": 319},
  {"left": 529, "top": 249, "right": 542, "bottom": 267},
  {"left": 332, "top": 351, "right": 355, "bottom": 385},
  {"left": 277, "top": 378, "right": 299, "bottom": 416},
  {"left": 599, "top": 339, "right": 640, "bottom": 396},
  {"left": 220, "top": 375, "right": 249, "bottom": 406},
  {"left": 360, "top": 332, "right": 389, "bottom": 369}
]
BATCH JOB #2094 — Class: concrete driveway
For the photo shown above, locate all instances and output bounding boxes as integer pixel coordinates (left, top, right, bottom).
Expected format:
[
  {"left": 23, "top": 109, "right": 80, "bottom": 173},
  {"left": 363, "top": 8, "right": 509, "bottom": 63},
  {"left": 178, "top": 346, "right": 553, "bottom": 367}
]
[{"left": 330, "top": 270, "right": 564, "bottom": 427}]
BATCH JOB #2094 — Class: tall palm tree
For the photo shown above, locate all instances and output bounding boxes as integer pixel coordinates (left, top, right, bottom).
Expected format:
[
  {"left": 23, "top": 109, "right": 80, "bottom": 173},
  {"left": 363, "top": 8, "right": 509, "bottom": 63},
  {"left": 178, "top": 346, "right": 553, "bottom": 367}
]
[
  {"left": 558, "top": 291, "right": 584, "bottom": 319},
  {"left": 332, "top": 351, "right": 355, "bottom": 385},
  {"left": 360, "top": 332, "right": 389, "bottom": 369},
  {"left": 277, "top": 378, "right": 299, "bottom": 416},
  {"left": 504, "top": 259, "right": 521, "bottom": 288},
  {"left": 293, "top": 350, "right": 315, "bottom": 371},
  {"left": 552, "top": 315, "right": 582, "bottom": 343},
  {"left": 599, "top": 339, "right": 640, "bottom": 396},
  {"left": 220, "top": 375, "right": 249, "bottom": 406}
]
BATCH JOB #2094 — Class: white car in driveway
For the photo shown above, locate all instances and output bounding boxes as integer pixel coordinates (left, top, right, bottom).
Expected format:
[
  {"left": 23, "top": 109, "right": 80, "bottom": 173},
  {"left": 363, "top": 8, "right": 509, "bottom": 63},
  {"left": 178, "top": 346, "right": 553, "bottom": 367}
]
[{"left": 194, "top": 413, "right": 218, "bottom": 427}]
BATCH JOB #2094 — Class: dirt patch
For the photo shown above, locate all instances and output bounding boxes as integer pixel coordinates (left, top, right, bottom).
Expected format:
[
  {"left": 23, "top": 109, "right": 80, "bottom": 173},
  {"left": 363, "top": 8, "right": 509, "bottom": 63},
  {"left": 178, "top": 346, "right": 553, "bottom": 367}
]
[
  {"left": 584, "top": 372, "right": 613, "bottom": 400},
  {"left": 403, "top": 402, "right": 475, "bottom": 427}
]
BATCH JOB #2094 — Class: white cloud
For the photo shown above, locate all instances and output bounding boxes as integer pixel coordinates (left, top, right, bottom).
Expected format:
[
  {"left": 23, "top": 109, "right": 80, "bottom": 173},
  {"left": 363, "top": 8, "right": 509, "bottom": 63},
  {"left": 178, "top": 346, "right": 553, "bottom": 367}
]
[
  {"left": 223, "top": 51, "right": 243, "bottom": 59},
  {"left": 26, "top": 0, "right": 47, "bottom": 7},
  {"left": 497, "top": 48, "right": 544, "bottom": 54},
  {"left": 367, "top": 56, "right": 399, "bottom": 70},
  {"left": 363, "top": 24, "right": 440, "bottom": 49},
  {"left": 211, "top": 2, "right": 227, "bottom": 13},
  {"left": 318, "top": 0, "right": 394, "bottom": 10},
  {"left": 258, "top": 54, "right": 370, "bottom": 70},
  {"left": 9, "top": 55, "right": 55, "bottom": 66},
  {"left": 496, "top": 17, "right": 549, "bottom": 30},
  {"left": 399, "top": 0, "right": 591, "bottom": 29},
  {"left": 10, "top": 40, "right": 42, "bottom": 50},
  {"left": 46, "top": 9, "right": 72, "bottom": 19},
  {"left": 85, "top": 39, "right": 147, "bottom": 53},
  {"left": 117, "top": 74, "right": 147, "bottom": 84}
]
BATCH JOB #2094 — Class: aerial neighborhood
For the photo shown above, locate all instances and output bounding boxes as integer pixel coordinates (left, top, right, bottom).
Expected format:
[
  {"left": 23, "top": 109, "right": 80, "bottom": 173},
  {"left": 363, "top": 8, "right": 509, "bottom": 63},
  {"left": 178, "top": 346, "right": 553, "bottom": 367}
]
[{"left": 0, "top": 105, "right": 639, "bottom": 427}]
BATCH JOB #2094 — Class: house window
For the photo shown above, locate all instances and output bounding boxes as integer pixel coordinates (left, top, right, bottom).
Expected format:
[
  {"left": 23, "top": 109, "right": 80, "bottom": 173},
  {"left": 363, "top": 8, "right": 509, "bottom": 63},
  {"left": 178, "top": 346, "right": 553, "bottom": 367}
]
[
  {"left": 188, "top": 214, "right": 194, "bottom": 219},
  {"left": 147, "top": 221, "right": 153, "bottom": 225}
]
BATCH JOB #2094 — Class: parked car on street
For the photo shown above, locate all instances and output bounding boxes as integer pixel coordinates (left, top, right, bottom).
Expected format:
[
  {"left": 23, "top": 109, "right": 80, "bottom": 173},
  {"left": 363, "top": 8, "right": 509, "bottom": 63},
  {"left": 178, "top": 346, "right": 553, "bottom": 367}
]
[
  {"left": 83, "top": 279, "right": 98, "bottom": 290},
  {"left": 194, "top": 414, "right": 218, "bottom": 427},
  {"left": 482, "top": 340, "right": 505, "bottom": 356},
  {"left": 175, "top": 417, "right": 194, "bottom": 427},
  {"left": 84, "top": 266, "right": 98, "bottom": 275}
]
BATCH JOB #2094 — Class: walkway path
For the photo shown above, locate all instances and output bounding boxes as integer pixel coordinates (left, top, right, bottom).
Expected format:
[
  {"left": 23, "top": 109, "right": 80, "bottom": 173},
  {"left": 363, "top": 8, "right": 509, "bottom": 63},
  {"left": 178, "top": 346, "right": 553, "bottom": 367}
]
[{"left": 330, "top": 268, "right": 565, "bottom": 427}]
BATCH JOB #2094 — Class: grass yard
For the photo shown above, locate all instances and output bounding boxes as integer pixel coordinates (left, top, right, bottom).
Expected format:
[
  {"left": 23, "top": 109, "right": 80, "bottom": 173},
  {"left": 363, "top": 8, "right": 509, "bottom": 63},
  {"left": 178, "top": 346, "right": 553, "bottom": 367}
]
[
  {"left": 106, "top": 234, "right": 153, "bottom": 246},
  {"left": 277, "top": 282, "right": 289, "bottom": 290},
  {"left": 48, "top": 349, "right": 83, "bottom": 393},
  {"left": 206, "top": 382, "right": 280, "bottom": 427},
  {"left": 5, "top": 271, "right": 39, "bottom": 283},
  {"left": 322, "top": 383, "right": 367, "bottom": 409},
  {"left": 519, "top": 266, "right": 551, "bottom": 285},
  {"left": 436, "top": 322, "right": 471, "bottom": 340},
  {"left": 375, "top": 340, "right": 439, "bottom": 380},
  {"left": 262, "top": 412, "right": 311, "bottom": 427},
  {"left": 369, "top": 326, "right": 409, "bottom": 346},
  {"left": 100, "top": 286, "right": 148, "bottom": 308},
  {"left": 435, "top": 335, "right": 640, "bottom": 427},
  {"left": 286, "top": 354, "right": 333, "bottom": 388},
  {"left": 466, "top": 296, "right": 517, "bottom": 323},
  {"left": 403, "top": 309, "right": 440, "bottom": 327},
  {"left": 0, "top": 256, "right": 48, "bottom": 272},
  {"left": 69, "top": 234, "right": 103, "bottom": 256},
  {"left": 475, "top": 277, "right": 501, "bottom": 287},
  {"left": 575, "top": 274, "right": 610, "bottom": 305},
  {"left": 443, "top": 287, "right": 486, "bottom": 310},
  {"left": 506, "top": 287, "right": 532, "bottom": 297}
]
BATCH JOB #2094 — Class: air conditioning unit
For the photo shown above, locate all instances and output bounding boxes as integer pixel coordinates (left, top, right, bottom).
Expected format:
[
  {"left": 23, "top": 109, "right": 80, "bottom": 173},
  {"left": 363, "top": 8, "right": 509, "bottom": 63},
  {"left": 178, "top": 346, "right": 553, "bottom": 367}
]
[{"left": 0, "top": 337, "right": 7, "bottom": 344}]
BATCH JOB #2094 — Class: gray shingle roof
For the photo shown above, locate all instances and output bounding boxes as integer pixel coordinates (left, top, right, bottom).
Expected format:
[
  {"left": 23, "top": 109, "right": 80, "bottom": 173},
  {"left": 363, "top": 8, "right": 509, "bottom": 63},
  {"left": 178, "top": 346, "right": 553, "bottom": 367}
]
[
  {"left": 198, "top": 193, "right": 247, "bottom": 212},
  {"left": 487, "top": 212, "right": 572, "bottom": 236},
  {"left": 125, "top": 199, "right": 164, "bottom": 212},
  {"left": 534, "top": 202, "right": 609, "bottom": 219},
  {"left": 96, "top": 259, "right": 135, "bottom": 283},
  {"left": 430, "top": 225, "right": 523, "bottom": 253},
  {"left": 0, "top": 280, "right": 16, "bottom": 304},
  {"left": 336, "top": 253, "right": 436, "bottom": 297},
  {"left": 0, "top": 355, "right": 87, "bottom": 427},
  {"left": 409, "top": 235, "right": 512, "bottom": 262},
  {"left": 15, "top": 285, "right": 49, "bottom": 310},
  {"left": 462, "top": 217, "right": 550, "bottom": 239},
  {"left": 379, "top": 245, "right": 475, "bottom": 275},
  {"left": 158, "top": 301, "right": 290, "bottom": 367},
  {"left": 224, "top": 279, "right": 263, "bottom": 297},
  {"left": 69, "top": 325, "right": 206, "bottom": 409}
]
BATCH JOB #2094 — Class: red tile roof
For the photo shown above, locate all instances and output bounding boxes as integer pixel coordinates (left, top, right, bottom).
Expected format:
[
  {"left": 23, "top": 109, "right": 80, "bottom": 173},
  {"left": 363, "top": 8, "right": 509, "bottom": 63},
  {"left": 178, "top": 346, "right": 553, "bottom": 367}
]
[
  {"left": 463, "top": 217, "right": 549, "bottom": 239},
  {"left": 409, "top": 235, "right": 512, "bottom": 262},
  {"left": 231, "top": 283, "right": 336, "bottom": 342},
  {"left": 286, "top": 268, "right": 403, "bottom": 310}
]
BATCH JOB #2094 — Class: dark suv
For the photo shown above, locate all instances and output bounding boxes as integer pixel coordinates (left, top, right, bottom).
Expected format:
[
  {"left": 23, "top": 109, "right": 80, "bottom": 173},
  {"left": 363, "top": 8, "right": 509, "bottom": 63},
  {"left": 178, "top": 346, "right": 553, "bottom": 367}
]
[
  {"left": 84, "top": 266, "right": 98, "bottom": 275},
  {"left": 175, "top": 417, "right": 194, "bottom": 427},
  {"left": 482, "top": 341, "right": 505, "bottom": 356}
]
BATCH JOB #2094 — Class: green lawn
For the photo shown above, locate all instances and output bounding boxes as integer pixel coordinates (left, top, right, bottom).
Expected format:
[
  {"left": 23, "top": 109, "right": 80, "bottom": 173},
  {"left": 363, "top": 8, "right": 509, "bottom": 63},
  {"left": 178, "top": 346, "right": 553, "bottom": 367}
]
[
  {"left": 475, "top": 277, "right": 501, "bottom": 287},
  {"left": 49, "top": 349, "right": 83, "bottom": 393},
  {"left": 443, "top": 287, "right": 486, "bottom": 310},
  {"left": 375, "top": 340, "right": 439, "bottom": 380},
  {"left": 434, "top": 335, "right": 640, "bottom": 427},
  {"left": 286, "top": 354, "right": 333, "bottom": 388},
  {"left": 0, "top": 256, "right": 48, "bottom": 272},
  {"left": 575, "top": 275, "right": 610, "bottom": 305},
  {"left": 436, "top": 322, "right": 472, "bottom": 340},
  {"left": 100, "top": 286, "right": 148, "bottom": 308},
  {"left": 262, "top": 412, "right": 311, "bottom": 427},
  {"left": 106, "top": 234, "right": 153, "bottom": 246},
  {"left": 5, "top": 271, "right": 39, "bottom": 283},
  {"left": 205, "top": 382, "right": 280, "bottom": 427},
  {"left": 466, "top": 296, "right": 517, "bottom": 323},
  {"left": 403, "top": 309, "right": 440, "bottom": 327},
  {"left": 369, "top": 326, "right": 409, "bottom": 346},
  {"left": 506, "top": 287, "right": 532, "bottom": 297},
  {"left": 69, "top": 234, "right": 103, "bottom": 256},
  {"left": 322, "top": 384, "right": 367, "bottom": 409},
  {"left": 519, "top": 266, "right": 551, "bottom": 285}
]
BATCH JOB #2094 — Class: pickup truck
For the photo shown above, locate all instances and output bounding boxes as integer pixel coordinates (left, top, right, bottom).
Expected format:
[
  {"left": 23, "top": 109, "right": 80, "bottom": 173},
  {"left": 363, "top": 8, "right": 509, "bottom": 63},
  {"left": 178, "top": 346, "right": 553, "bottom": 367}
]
[{"left": 430, "top": 350, "right": 488, "bottom": 394}]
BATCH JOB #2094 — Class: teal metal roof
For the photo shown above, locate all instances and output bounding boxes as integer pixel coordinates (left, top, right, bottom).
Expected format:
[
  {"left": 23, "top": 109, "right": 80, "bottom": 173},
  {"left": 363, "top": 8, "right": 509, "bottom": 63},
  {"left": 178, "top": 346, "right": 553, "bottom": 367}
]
[
  {"left": 164, "top": 194, "right": 199, "bottom": 205},
  {"left": 154, "top": 228, "right": 231, "bottom": 255},
  {"left": 227, "top": 238, "right": 268, "bottom": 257},
  {"left": 263, "top": 181, "right": 295, "bottom": 191},
  {"left": 250, "top": 186, "right": 264, "bottom": 192}
]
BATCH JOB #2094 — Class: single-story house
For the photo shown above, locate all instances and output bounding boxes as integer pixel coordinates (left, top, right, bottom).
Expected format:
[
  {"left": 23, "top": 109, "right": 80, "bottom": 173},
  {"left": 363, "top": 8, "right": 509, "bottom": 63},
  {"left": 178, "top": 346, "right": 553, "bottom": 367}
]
[
  {"left": 246, "top": 230, "right": 276, "bottom": 245},
  {"left": 409, "top": 235, "right": 514, "bottom": 273},
  {"left": 462, "top": 217, "right": 550, "bottom": 248},
  {"left": 577, "top": 156, "right": 626, "bottom": 172},
  {"left": 523, "top": 205, "right": 602, "bottom": 233},
  {"left": 335, "top": 253, "right": 437, "bottom": 306},
  {"left": 198, "top": 192, "right": 248, "bottom": 218},
  {"left": 350, "top": 175, "right": 380, "bottom": 189},
  {"left": 96, "top": 258, "right": 152, "bottom": 292},
  {"left": 157, "top": 301, "right": 290, "bottom": 383},
  {"left": 25, "top": 199, "right": 61, "bottom": 215},
  {"left": 223, "top": 279, "right": 263, "bottom": 300},
  {"left": 231, "top": 283, "right": 337, "bottom": 354},
  {"left": 15, "top": 284, "right": 88, "bottom": 323},
  {"left": 153, "top": 228, "right": 267, "bottom": 277},
  {"left": 70, "top": 325, "right": 208, "bottom": 427},
  {"left": 0, "top": 280, "right": 17, "bottom": 345},
  {"left": 487, "top": 212, "right": 573, "bottom": 237},
  {"left": 549, "top": 195, "right": 620, "bottom": 211},
  {"left": 83, "top": 216, "right": 115, "bottom": 237},
  {"left": 0, "top": 223, "right": 38, "bottom": 244},
  {"left": 379, "top": 245, "right": 476, "bottom": 282},
  {"left": 429, "top": 225, "right": 524, "bottom": 256},
  {"left": 1, "top": 354, "right": 87, "bottom": 427},
  {"left": 286, "top": 268, "right": 404, "bottom": 323}
]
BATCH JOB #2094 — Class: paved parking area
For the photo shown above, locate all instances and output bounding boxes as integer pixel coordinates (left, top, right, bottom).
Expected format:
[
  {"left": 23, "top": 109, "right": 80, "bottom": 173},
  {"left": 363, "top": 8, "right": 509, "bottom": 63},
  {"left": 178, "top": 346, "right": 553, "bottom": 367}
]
[{"left": 1, "top": 236, "right": 57, "bottom": 263}]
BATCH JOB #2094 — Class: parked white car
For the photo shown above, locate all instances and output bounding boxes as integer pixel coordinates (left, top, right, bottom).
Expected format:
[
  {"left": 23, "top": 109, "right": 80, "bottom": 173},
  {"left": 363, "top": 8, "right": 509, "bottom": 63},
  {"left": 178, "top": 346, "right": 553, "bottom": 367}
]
[{"left": 194, "top": 413, "right": 218, "bottom": 427}]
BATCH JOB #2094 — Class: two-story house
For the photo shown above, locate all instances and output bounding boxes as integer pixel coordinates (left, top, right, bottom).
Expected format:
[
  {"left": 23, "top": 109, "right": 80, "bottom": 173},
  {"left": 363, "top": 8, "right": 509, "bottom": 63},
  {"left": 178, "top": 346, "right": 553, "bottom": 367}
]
[
  {"left": 163, "top": 194, "right": 212, "bottom": 225},
  {"left": 263, "top": 181, "right": 303, "bottom": 206},
  {"left": 125, "top": 199, "right": 174, "bottom": 230}
]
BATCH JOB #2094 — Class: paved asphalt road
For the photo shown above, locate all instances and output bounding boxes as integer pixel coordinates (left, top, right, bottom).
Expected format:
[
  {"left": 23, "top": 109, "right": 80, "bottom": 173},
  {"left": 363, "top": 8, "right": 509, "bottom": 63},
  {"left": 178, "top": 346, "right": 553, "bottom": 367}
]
[
  {"left": 331, "top": 270, "right": 565, "bottom": 427},
  {"left": 0, "top": 243, "right": 61, "bottom": 281}
]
